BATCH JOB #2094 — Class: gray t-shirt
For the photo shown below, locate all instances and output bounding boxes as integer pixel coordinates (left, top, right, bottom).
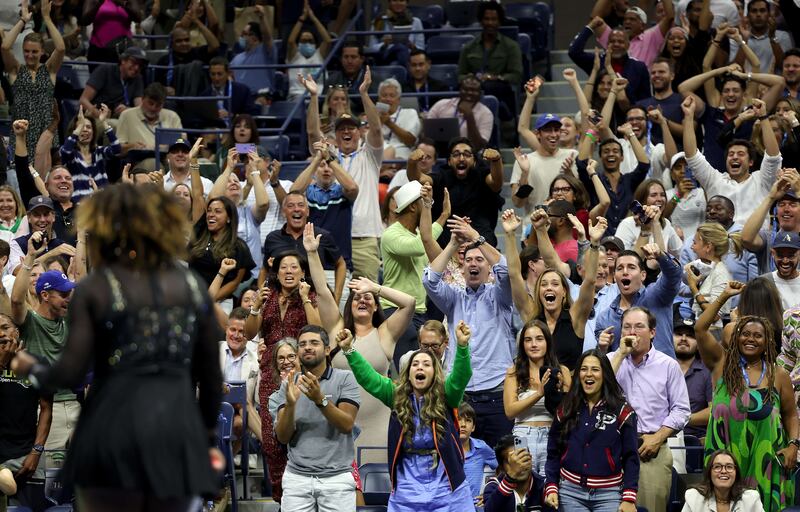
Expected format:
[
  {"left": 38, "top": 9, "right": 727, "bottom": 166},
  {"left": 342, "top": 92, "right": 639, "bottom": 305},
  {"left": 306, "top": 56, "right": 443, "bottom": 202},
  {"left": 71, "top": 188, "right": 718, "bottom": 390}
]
[{"left": 269, "top": 365, "right": 360, "bottom": 477}]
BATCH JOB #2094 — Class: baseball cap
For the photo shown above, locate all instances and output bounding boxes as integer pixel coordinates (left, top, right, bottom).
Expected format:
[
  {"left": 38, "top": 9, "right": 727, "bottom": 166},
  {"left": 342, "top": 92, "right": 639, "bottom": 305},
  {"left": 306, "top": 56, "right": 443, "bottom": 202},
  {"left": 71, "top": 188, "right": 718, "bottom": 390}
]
[
  {"left": 393, "top": 180, "right": 423, "bottom": 213},
  {"left": 772, "top": 230, "right": 800, "bottom": 250},
  {"left": 120, "top": 46, "right": 147, "bottom": 63},
  {"left": 626, "top": 6, "right": 647, "bottom": 24},
  {"left": 168, "top": 138, "right": 191, "bottom": 153},
  {"left": 670, "top": 152, "right": 686, "bottom": 169},
  {"left": 35, "top": 271, "right": 76, "bottom": 295},
  {"left": 673, "top": 315, "right": 695, "bottom": 334},
  {"left": 600, "top": 236, "right": 625, "bottom": 252},
  {"left": 334, "top": 114, "right": 359, "bottom": 130},
  {"left": 534, "top": 114, "right": 562, "bottom": 131},
  {"left": 547, "top": 199, "right": 577, "bottom": 218},
  {"left": 28, "top": 195, "right": 54, "bottom": 212}
]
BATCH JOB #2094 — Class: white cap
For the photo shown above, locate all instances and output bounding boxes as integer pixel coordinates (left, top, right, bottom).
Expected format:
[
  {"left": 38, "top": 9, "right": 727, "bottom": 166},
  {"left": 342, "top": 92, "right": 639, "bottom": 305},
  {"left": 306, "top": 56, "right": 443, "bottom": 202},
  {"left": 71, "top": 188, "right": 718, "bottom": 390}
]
[
  {"left": 394, "top": 180, "right": 423, "bottom": 213},
  {"left": 670, "top": 151, "right": 686, "bottom": 169}
]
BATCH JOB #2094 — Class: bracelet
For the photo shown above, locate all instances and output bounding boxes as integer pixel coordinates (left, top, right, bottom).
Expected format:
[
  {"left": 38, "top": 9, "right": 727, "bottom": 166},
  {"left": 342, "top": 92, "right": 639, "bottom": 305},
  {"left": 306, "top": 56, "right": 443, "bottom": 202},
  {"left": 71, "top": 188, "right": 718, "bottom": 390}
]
[
  {"left": 577, "top": 238, "right": 590, "bottom": 247},
  {"left": 249, "top": 171, "right": 260, "bottom": 176},
  {"left": 422, "top": 198, "right": 434, "bottom": 208},
  {"left": 30, "top": 170, "right": 39, "bottom": 179},
  {"left": 21, "top": 261, "right": 33, "bottom": 271},
  {"left": 590, "top": 243, "right": 600, "bottom": 250},
  {"left": 376, "top": 286, "right": 382, "bottom": 296},
  {"left": 588, "top": 173, "right": 598, "bottom": 179},
  {"left": 303, "top": 299, "right": 312, "bottom": 305},
  {"left": 585, "top": 132, "right": 597, "bottom": 143},
  {"left": 249, "top": 306, "right": 260, "bottom": 316},
  {"left": 639, "top": 231, "right": 651, "bottom": 237},
  {"left": 747, "top": 72, "right": 752, "bottom": 82},
  {"left": 757, "top": 114, "right": 768, "bottom": 120},
  {"left": 342, "top": 346, "right": 356, "bottom": 356},
  {"left": 270, "top": 181, "right": 280, "bottom": 187},
  {"left": 671, "top": 195, "right": 681, "bottom": 204},
  {"left": 217, "top": 272, "right": 225, "bottom": 278}
]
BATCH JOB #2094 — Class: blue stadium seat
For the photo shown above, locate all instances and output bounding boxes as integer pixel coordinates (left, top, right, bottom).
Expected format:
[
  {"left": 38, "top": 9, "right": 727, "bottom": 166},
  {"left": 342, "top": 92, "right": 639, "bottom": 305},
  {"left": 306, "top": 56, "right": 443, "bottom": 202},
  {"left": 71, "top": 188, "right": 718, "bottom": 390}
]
[
  {"left": 428, "top": 64, "right": 459, "bottom": 91},
  {"left": 533, "top": 2, "right": 555, "bottom": 58},
  {"left": 445, "top": 2, "right": 481, "bottom": 28},
  {"left": 223, "top": 381, "right": 250, "bottom": 500},
  {"left": 518, "top": 33, "right": 531, "bottom": 83},
  {"left": 683, "top": 434, "right": 704, "bottom": 473},
  {"left": 7, "top": 507, "right": 34, "bottom": 512},
  {"left": 480, "top": 95, "right": 501, "bottom": 147},
  {"left": 370, "top": 66, "right": 408, "bottom": 93},
  {"left": 408, "top": 4, "right": 444, "bottom": 29},
  {"left": 259, "top": 135, "right": 290, "bottom": 160},
  {"left": 357, "top": 507, "right": 388, "bottom": 512},
  {"left": 217, "top": 402, "right": 239, "bottom": 512},
  {"left": 426, "top": 34, "right": 474, "bottom": 65},
  {"left": 278, "top": 161, "right": 310, "bottom": 181},
  {"left": 360, "top": 463, "right": 391, "bottom": 506}
]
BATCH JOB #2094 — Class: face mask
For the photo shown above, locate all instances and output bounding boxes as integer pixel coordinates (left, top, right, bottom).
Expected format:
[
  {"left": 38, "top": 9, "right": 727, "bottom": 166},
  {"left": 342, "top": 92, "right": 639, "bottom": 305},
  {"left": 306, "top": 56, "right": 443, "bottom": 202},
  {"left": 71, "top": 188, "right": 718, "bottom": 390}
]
[
  {"left": 298, "top": 43, "right": 316, "bottom": 58},
  {"left": 238, "top": 36, "right": 247, "bottom": 48}
]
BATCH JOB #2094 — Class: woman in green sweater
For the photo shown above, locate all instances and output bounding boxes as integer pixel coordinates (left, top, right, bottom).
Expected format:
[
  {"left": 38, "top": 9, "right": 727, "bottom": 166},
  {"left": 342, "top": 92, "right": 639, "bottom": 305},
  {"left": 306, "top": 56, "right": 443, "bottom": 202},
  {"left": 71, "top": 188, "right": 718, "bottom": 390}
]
[{"left": 336, "top": 321, "right": 475, "bottom": 511}]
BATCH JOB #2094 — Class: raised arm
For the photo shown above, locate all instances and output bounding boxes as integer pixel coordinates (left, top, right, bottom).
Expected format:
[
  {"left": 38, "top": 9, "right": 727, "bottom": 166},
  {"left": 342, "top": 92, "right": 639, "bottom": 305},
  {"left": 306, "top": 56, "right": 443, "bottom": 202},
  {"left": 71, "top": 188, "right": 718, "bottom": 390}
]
[
  {"left": 289, "top": 147, "right": 324, "bottom": 194},
  {"left": 302, "top": 223, "right": 343, "bottom": 334},
  {"left": 586, "top": 159, "right": 610, "bottom": 221},
  {"left": 209, "top": 146, "right": 236, "bottom": 199},
  {"left": 348, "top": 277, "right": 415, "bottom": 359},
  {"left": 530, "top": 208, "right": 571, "bottom": 277},
  {"left": 510, "top": 148, "right": 532, "bottom": 209},
  {"left": 11, "top": 234, "right": 46, "bottom": 325},
  {"left": 246, "top": 152, "right": 269, "bottom": 223},
  {"left": 619, "top": 122, "right": 649, "bottom": 165},
  {"left": 696, "top": 282, "right": 744, "bottom": 375},
  {"left": 742, "top": 176, "right": 787, "bottom": 252},
  {"left": 500, "top": 210, "right": 534, "bottom": 322},
  {"left": 483, "top": 148, "right": 504, "bottom": 193},
  {"left": 1, "top": 8, "right": 29, "bottom": 75},
  {"left": 657, "top": 0, "right": 675, "bottom": 35},
  {"left": 359, "top": 66, "right": 383, "bottom": 149},
  {"left": 570, "top": 217, "right": 606, "bottom": 335},
  {"left": 338, "top": 329, "right": 395, "bottom": 407},
  {"left": 564, "top": 68, "right": 590, "bottom": 121},
  {"left": 41, "top": 0, "right": 65, "bottom": 76},
  {"left": 300, "top": 74, "right": 323, "bottom": 146},
  {"left": 518, "top": 79, "right": 541, "bottom": 150}
]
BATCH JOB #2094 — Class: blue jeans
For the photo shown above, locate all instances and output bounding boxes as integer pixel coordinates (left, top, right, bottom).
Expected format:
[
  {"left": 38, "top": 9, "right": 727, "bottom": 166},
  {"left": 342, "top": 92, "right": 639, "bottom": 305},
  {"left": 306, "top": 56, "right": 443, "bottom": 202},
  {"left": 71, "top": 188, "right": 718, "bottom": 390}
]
[
  {"left": 558, "top": 480, "right": 621, "bottom": 512},
  {"left": 464, "top": 390, "right": 514, "bottom": 451},
  {"left": 513, "top": 425, "right": 549, "bottom": 477}
]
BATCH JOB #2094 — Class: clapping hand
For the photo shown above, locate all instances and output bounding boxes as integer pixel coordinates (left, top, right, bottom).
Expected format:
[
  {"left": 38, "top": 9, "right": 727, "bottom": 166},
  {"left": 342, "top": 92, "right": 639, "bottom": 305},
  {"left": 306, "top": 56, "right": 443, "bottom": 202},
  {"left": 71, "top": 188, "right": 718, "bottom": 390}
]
[
  {"left": 303, "top": 223, "right": 321, "bottom": 252},
  {"left": 336, "top": 328, "right": 354, "bottom": 352},
  {"left": 454, "top": 320, "right": 471, "bottom": 346},
  {"left": 566, "top": 213, "right": 586, "bottom": 241},
  {"left": 513, "top": 147, "right": 530, "bottom": 173},
  {"left": 588, "top": 216, "right": 608, "bottom": 243},
  {"left": 501, "top": 209, "right": 521, "bottom": 234},
  {"left": 447, "top": 215, "right": 480, "bottom": 243},
  {"left": 359, "top": 66, "right": 372, "bottom": 95}
]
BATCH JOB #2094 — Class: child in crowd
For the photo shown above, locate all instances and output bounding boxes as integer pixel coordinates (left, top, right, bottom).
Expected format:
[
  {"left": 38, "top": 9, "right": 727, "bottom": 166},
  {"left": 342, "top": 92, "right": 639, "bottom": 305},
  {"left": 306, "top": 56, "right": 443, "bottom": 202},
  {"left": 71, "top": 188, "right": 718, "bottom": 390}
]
[{"left": 459, "top": 402, "right": 498, "bottom": 508}]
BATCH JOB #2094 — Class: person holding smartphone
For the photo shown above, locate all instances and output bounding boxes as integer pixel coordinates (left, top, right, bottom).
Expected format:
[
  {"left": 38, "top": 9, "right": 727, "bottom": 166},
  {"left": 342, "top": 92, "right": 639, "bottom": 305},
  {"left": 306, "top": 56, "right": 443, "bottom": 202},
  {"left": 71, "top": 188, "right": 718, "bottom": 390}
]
[
  {"left": 542, "top": 349, "right": 639, "bottom": 512},
  {"left": 483, "top": 434, "right": 550, "bottom": 512}
]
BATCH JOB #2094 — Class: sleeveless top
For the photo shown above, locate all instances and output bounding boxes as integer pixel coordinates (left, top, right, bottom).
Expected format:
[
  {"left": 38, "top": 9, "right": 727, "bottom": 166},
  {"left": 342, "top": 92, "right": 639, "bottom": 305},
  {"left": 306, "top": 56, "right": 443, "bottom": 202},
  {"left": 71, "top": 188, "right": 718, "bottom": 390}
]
[{"left": 516, "top": 388, "right": 553, "bottom": 423}]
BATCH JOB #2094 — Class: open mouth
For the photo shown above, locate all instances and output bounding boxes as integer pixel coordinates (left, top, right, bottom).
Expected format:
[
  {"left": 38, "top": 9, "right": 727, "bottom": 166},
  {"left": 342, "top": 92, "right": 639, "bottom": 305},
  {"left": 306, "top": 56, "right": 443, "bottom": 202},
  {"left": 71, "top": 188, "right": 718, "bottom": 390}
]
[
  {"left": 467, "top": 268, "right": 479, "bottom": 277},
  {"left": 414, "top": 373, "right": 426, "bottom": 383},
  {"left": 605, "top": 156, "right": 617, "bottom": 164},
  {"left": 583, "top": 378, "right": 596, "bottom": 388},
  {"left": 742, "top": 342, "right": 758, "bottom": 351},
  {"left": 779, "top": 262, "right": 795, "bottom": 273},
  {"left": 543, "top": 292, "right": 557, "bottom": 304},
  {"left": 357, "top": 302, "right": 369, "bottom": 312}
]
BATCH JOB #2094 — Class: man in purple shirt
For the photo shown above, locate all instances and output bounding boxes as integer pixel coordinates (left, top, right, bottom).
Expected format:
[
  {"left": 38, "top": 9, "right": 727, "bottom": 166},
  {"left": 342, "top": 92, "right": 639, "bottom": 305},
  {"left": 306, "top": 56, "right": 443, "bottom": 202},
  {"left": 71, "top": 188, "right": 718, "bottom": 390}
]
[
  {"left": 609, "top": 307, "right": 690, "bottom": 512},
  {"left": 673, "top": 316, "right": 712, "bottom": 441}
]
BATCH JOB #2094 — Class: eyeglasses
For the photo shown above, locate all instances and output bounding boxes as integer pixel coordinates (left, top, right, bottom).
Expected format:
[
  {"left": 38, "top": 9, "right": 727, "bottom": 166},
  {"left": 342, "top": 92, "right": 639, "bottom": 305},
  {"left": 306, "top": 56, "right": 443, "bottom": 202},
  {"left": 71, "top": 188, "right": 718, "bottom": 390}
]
[
  {"left": 552, "top": 186, "right": 573, "bottom": 194},
  {"left": 711, "top": 464, "right": 736, "bottom": 473},
  {"left": 277, "top": 353, "right": 297, "bottom": 363},
  {"left": 451, "top": 151, "right": 473, "bottom": 159},
  {"left": 420, "top": 342, "right": 443, "bottom": 351}
]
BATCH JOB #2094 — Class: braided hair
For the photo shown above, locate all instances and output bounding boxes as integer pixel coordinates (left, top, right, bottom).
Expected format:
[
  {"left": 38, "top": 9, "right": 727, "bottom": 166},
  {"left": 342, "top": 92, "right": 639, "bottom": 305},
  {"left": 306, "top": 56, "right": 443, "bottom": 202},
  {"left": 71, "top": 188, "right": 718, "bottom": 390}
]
[{"left": 722, "top": 316, "right": 778, "bottom": 401}]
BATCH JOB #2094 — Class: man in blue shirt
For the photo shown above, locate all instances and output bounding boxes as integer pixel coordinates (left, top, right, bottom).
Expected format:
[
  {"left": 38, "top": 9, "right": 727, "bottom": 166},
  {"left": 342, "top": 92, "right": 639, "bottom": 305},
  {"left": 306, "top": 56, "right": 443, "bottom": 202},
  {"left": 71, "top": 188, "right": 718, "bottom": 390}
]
[
  {"left": 595, "top": 244, "right": 682, "bottom": 358},
  {"left": 231, "top": 6, "right": 274, "bottom": 96},
  {"left": 423, "top": 216, "right": 514, "bottom": 448}
]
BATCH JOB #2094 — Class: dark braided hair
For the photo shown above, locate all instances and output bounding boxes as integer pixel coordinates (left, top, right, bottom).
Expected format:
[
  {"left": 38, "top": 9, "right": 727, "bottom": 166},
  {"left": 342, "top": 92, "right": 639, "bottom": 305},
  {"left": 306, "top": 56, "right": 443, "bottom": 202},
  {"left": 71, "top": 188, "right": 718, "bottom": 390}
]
[{"left": 722, "top": 316, "right": 777, "bottom": 401}]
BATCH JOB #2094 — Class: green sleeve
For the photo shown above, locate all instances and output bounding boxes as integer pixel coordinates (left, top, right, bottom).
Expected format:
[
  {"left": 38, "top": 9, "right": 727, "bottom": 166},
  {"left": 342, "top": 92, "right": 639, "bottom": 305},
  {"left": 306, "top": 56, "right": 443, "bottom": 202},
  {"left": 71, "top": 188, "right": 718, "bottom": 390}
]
[
  {"left": 444, "top": 344, "right": 472, "bottom": 408},
  {"left": 345, "top": 349, "right": 395, "bottom": 408},
  {"left": 504, "top": 38, "right": 523, "bottom": 86}
]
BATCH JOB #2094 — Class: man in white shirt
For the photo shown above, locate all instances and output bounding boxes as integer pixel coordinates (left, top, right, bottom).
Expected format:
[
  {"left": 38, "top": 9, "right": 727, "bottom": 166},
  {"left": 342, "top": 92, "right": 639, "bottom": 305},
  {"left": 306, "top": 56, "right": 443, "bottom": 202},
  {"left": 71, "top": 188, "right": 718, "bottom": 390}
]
[
  {"left": 675, "top": 0, "right": 739, "bottom": 28},
  {"left": 764, "top": 230, "right": 800, "bottom": 310},
  {"left": 162, "top": 139, "right": 214, "bottom": 196},
  {"left": 681, "top": 95, "right": 781, "bottom": 226},
  {"left": 377, "top": 78, "right": 420, "bottom": 160}
]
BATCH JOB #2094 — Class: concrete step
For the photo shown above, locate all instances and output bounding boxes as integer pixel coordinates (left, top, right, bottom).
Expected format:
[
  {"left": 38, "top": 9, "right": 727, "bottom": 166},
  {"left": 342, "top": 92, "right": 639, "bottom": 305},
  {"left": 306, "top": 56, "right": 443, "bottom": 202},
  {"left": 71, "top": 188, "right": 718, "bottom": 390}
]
[
  {"left": 535, "top": 96, "right": 580, "bottom": 114},
  {"left": 551, "top": 63, "right": 588, "bottom": 81},
  {"left": 539, "top": 80, "right": 573, "bottom": 97},
  {"left": 551, "top": 49, "right": 572, "bottom": 65}
]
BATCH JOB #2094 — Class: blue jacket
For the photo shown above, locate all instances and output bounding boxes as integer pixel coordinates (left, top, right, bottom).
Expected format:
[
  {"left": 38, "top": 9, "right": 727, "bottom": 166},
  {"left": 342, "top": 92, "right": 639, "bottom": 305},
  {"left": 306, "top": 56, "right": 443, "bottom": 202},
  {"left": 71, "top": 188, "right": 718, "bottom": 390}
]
[
  {"left": 200, "top": 80, "right": 259, "bottom": 117},
  {"left": 568, "top": 26, "right": 650, "bottom": 103},
  {"left": 545, "top": 400, "right": 639, "bottom": 504},
  {"left": 483, "top": 472, "right": 552, "bottom": 512}
]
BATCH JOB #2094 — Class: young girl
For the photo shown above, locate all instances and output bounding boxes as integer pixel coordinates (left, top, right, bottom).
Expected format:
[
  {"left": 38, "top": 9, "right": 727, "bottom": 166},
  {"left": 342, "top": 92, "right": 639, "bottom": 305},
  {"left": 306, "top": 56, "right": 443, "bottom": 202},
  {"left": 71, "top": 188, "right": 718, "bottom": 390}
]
[{"left": 337, "top": 321, "right": 474, "bottom": 511}]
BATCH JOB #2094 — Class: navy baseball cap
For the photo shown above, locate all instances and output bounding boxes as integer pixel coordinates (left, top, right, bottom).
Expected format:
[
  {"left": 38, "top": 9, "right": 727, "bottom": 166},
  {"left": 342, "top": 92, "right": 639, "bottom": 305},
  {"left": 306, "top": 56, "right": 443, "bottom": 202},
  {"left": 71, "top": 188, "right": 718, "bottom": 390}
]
[
  {"left": 35, "top": 271, "right": 76, "bottom": 295},
  {"left": 27, "top": 195, "right": 54, "bottom": 212},
  {"left": 534, "top": 114, "right": 562, "bottom": 130},
  {"left": 772, "top": 231, "right": 800, "bottom": 250}
]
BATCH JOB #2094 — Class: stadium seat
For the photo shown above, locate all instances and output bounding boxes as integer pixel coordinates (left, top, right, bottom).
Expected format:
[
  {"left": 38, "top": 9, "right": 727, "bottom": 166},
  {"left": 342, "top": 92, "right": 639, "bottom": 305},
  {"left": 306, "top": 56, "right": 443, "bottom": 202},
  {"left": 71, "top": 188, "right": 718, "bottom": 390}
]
[
  {"left": 217, "top": 402, "right": 239, "bottom": 512},
  {"left": 683, "top": 434, "right": 704, "bottom": 473},
  {"left": 428, "top": 64, "right": 459, "bottom": 91},
  {"left": 408, "top": 4, "right": 444, "bottom": 29},
  {"left": 258, "top": 100, "right": 305, "bottom": 155},
  {"left": 7, "top": 507, "right": 34, "bottom": 512},
  {"left": 445, "top": 2, "right": 481, "bottom": 27},
  {"left": 370, "top": 66, "right": 408, "bottom": 93},
  {"left": 357, "top": 507, "right": 388, "bottom": 512},
  {"left": 278, "top": 161, "right": 310, "bottom": 181},
  {"left": 259, "top": 135, "right": 290, "bottom": 160},
  {"left": 360, "top": 463, "right": 391, "bottom": 506},
  {"left": 532, "top": 2, "right": 555, "bottom": 59},
  {"left": 60, "top": 99, "right": 80, "bottom": 137},
  {"left": 145, "top": 49, "right": 168, "bottom": 65},
  {"left": 223, "top": 381, "right": 250, "bottom": 500},
  {"left": 480, "top": 95, "right": 501, "bottom": 147},
  {"left": 43, "top": 507, "right": 72, "bottom": 512},
  {"left": 518, "top": 33, "right": 532, "bottom": 83},
  {"left": 426, "top": 34, "right": 474, "bottom": 65}
]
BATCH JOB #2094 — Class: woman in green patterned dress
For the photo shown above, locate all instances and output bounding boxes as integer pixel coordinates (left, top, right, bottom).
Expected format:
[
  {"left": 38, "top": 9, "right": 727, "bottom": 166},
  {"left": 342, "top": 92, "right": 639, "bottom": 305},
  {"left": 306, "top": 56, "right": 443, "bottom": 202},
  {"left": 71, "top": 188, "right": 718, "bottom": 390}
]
[{"left": 695, "top": 280, "right": 799, "bottom": 512}]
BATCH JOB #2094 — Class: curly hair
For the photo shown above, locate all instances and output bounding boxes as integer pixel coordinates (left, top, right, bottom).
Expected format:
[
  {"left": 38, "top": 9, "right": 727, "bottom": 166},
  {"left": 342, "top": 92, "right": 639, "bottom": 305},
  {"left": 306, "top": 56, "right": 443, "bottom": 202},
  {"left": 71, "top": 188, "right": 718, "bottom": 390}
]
[
  {"left": 557, "top": 349, "right": 630, "bottom": 451},
  {"left": 76, "top": 183, "right": 189, "bottom": 269},
  {"left": 513, "top": 319, "right": 560, "bottom": 394},
  {"left": 722, "top": 316, "right": 777, "bottom": 401},
  {"left": 394, "top": 349, "right": 449, "bottom": 445}
]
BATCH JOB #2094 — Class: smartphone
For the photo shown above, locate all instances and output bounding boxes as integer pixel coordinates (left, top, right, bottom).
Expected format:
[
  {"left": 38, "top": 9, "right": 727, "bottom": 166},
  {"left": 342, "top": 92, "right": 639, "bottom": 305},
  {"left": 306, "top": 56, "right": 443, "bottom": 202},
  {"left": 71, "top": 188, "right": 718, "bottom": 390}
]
[
  {"left": 588, "top": 109, "right": 601, "bottom": 125},
  {"left": 690, "top": 265, "right": 700, "bottom": 277},
  {"left": 539, "top": 366, "right": 560, "bottom": 380},
  {"left": 375, "top": 102, "right": 390, "bottom": 113},
  {"left": 630, "top": 200, "right": 652, "bottom": 225},
  {"left": 513, "top": 436, "right": 525, "bottom": 449},
  {"left": 32, "top": 231, "right": 48, "bottom": 250},
  {"left": 235, "top": 143, "right": 256, "bottom": 156}
]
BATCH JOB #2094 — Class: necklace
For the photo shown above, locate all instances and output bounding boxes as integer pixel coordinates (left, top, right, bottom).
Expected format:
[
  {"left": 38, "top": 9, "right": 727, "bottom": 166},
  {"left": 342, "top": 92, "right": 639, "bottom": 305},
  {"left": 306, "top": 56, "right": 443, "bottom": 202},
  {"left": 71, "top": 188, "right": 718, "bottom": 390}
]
[{"left": 739, "top": 357, "right": 766, "bottom": 388}]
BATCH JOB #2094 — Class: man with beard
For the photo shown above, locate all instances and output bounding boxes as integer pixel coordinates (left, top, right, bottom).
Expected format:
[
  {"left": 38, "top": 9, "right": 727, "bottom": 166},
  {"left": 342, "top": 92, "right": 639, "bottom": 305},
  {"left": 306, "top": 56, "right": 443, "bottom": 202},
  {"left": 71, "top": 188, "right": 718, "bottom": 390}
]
[
  {"left": 782, "top": 48, "right": 800, "bottom": 99},
  {"left": 0, "top": 312, "right": 52, "bottom": 499},
  {"left": 569, "top": 23, "right": 650, "bottom": 103},
  {"left": 742, "top": 170, "right": 800, "bottom": 273},
  {"left": 682, "top": 95, "right": 782, "bottom": 225},
  {"left": 728, "top": 0, "right": 793, "bottom": 74},
  {"left": 403, "top": 50, "right": 448, "bottom": 113},
  {"left": 681, "top": 195, "right": 758, "bottom": 289},
  {"left": 6, "top": 197, "right": 72, "bottom": 277},
  {"left": 762, "top": 230, "right": 800, "bottom": 310},
  {"left": 162, "top": 139, "right": 213, "bottom": 197},
  {"left": 154, "top": 26, "right": 220, "bottom": 94},
  {"left": 673, "top": 316, "right": 712, "bottom": 441},
  {"left": 590, "top": 0, "right": 676, "bottom": 68},
  {"left": 11, "top": 237, "right": 77, "bottom": 470},
  {"left": 408, "top": 138, "right": 503, "bottom": 247},
  {"left": 577, "top": 124, "right": 650, "bottom": 234},
  {"left": 116, "top": 83, "right": 184, "bottom": 168},
  {"left": 271, "top": 325, "right": 360, "bottom": 511},
  {"left": 678, "top": 64, "right": 784, "bottom": 172},
  {"left": 635, "top": 58, "right": 686, "bottom": 145},
  {"left": 427, "top": 75, "right": 493, "bottom": 150},
  {"left": 510, "top": 114, "right": 578, "bottom": 219}
]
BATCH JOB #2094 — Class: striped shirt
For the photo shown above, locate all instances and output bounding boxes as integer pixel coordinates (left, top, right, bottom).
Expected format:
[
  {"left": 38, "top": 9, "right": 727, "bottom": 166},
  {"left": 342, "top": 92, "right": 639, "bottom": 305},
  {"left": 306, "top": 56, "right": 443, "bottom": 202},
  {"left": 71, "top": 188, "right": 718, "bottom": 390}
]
[{"left": 59, "top": 128, "right": 121, "bottom": 202}]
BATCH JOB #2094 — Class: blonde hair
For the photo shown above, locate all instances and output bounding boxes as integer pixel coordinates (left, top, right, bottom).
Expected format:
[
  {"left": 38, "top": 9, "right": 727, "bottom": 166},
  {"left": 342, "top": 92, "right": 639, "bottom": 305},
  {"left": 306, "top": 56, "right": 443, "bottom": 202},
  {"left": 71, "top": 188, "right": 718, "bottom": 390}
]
[
  {"left": 695, "top": 222, "right": 743, "bottom": 259},
  {"left": 394, "top": 350, "right": 449, "bottom": 445}
]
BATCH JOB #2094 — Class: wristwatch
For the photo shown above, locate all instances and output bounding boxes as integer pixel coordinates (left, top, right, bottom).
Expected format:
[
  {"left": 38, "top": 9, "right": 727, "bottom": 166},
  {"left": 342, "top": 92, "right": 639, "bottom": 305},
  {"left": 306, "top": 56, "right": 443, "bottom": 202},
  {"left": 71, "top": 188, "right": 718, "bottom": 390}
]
[
  {"left": 471, "top": 236, "right": 486, "bottom": 250},
  {"left": 789, "top": 438, "right": 800, "bottom": 448},
  {"left": 316, "top": 397, "right": 329, "bottom": 408},
  {"left": 32, "top": 444, "right": 44, "bottom": 454}
]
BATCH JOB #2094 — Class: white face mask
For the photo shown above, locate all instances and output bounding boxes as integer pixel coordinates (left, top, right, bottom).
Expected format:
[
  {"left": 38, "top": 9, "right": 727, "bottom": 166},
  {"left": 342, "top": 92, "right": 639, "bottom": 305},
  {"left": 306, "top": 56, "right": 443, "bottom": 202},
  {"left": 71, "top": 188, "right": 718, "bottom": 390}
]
[{"left": 298, "top": 42, "right": 316, "bottom": 58}]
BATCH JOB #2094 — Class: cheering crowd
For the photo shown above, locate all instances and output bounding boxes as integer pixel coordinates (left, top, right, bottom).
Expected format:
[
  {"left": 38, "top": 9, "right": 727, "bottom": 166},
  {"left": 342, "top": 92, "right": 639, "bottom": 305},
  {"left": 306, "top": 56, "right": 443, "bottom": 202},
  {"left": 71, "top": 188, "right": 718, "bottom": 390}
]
[{"left": 4, "top": 0, "right": 800, "bottom": 511}]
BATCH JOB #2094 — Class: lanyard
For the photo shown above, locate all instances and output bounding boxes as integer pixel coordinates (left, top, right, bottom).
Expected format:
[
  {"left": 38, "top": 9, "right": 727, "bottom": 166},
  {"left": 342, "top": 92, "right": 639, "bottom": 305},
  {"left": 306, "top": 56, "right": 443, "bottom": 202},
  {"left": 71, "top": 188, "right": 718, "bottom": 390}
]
[
  {"left": 740, "top": 357, "right": 766, "bottom": 388},
  {"left": 217, "top": 80, "right": 232, "bottom": 126},
  {"left": 167, "top": 48, "right": 174, "bottom": 86},
  {"left": 453, "top": 101, "right": 467, "bottom": 129},
  {"left": 337, "top": 149, "right": 360, "bottom": 173},
  {"left": 122, "top": 80, "right": 130, "bottom": 106},
  {"left": 419, "top": 83, "right": 429, "bottom": 111}
]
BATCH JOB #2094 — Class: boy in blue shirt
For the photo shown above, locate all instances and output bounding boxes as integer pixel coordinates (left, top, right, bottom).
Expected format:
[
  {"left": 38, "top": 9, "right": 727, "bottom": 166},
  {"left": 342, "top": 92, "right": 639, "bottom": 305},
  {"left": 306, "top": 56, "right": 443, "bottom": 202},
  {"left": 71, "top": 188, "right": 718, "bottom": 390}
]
[{"left": 459, "top": 402, "right": 498, "bottom": 508}]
